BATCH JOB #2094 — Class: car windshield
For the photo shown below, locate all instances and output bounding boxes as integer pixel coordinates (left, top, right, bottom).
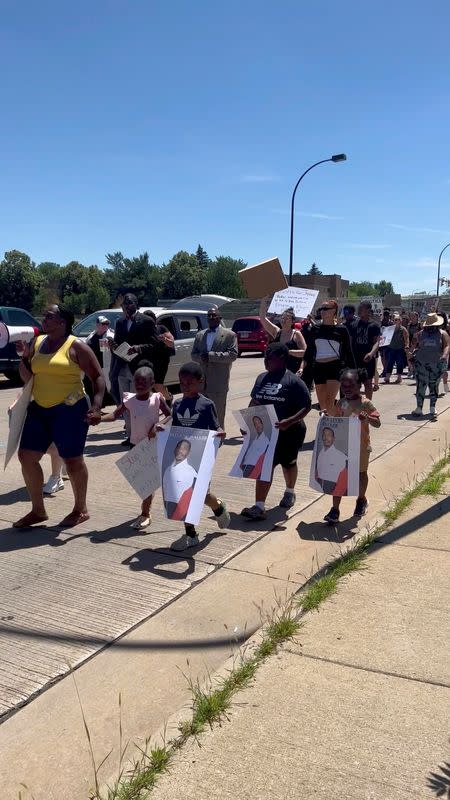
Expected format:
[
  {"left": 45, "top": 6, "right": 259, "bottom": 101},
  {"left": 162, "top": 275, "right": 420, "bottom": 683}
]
[{"left": 73, "top": 310, "right": 123, "bottom": 337}]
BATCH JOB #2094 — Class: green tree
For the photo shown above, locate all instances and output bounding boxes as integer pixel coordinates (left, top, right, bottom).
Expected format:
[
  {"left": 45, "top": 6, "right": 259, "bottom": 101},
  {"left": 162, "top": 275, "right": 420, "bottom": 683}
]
[
  {"left": 374, "top": 280, "right": 394, "bottom": 297},
  {"left": 85, "top": 265, "right": 110, "bottom": 312},
  {"left": 196, "top": 244, "right": 209, "bottom": 268},
  {"left": 206, "top": 255, "right": 246, "bottom": 298},
  {"left": 307, "top": 262, "right": 322, "bottom": 275},
  {"left": 0, "top": 250, "right": 39, "bottom": 311},
  {"left": 348, "top": 281, "right": 377, "bottom": 298},
  {"left": 34, "top": 261, "right": 61, "bottom": 311},
  {"left": 160, "top": 251, "right": 205, "bottom": 299},
  {"left": 103, "top": 251, "right": 161, "bottom": 305}
]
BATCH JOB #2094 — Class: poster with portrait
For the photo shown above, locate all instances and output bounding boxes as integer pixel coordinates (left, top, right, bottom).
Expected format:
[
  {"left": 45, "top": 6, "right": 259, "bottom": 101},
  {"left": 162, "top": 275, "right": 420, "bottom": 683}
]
[
  {"left": 158, "top": 427, "right": 219, "bottom": 525},
  {"left": 379, "top": 325, "right": 395, "bottom": 347},
  {"left": 229, "top": 405, "right": 279, "bottom": 482},
  {"left": 309, "top": 416, "right": 360, "bottom": 497}
]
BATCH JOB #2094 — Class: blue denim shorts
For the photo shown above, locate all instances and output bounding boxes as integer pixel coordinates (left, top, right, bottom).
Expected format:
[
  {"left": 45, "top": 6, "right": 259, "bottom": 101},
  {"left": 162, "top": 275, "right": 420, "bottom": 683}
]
[{"left": 20, "top": 398, "right": 90, "bottom": 459}]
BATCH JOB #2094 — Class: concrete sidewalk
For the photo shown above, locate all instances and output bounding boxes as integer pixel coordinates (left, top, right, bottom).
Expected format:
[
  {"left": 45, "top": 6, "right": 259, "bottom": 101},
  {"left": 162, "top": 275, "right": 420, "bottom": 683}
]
[{"left": 152, "top": 483, "right": 450, "bottom": 799}]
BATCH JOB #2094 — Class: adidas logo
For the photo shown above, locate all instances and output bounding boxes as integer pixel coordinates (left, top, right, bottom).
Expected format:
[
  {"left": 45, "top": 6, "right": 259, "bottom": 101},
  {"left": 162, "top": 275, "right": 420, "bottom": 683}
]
[{"left": 179, "top": 408, "right": 200, "bottom": 426}]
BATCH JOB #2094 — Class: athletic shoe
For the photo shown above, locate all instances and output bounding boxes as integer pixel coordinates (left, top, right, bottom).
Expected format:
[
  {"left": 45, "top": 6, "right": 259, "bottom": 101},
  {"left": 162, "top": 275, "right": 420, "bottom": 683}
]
[
  {"left": 412, "top": 407, "right": 423, "bottom": 417},
  {"left": 240, "top": 505, "right": 267, "bottom": 520},
  {"left": 215, "top": 503, "right": 230, "bottom": 529},
  {"left": 353, "top": 498, "right": 368, "bottom": 518},
  {"left": 170, "top": 534, "right": 200, "bottom": 551},
  {"left": 430, "top": 405, "right": 437, "bottom": 419},
  {"left": 121, "top": 438, "right": 131, "bottom": 447},
  {"left": 279, "top": 491, "right": 296, "bottom": 509},
  {"left": 324, "top": 507, "right": 340, "bottom": 524},
  {"left": 43, "top": 476, "right": 64, "bottom": 495},
  {"left": 130, "top": 514, "right": 152, "bottom": 530}
]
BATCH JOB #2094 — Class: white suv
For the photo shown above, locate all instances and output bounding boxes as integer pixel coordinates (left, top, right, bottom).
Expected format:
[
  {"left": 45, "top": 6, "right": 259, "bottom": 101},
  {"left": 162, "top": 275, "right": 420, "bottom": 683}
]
[{"left": 73, "top": 307, "right": 208, "bottom": 386}]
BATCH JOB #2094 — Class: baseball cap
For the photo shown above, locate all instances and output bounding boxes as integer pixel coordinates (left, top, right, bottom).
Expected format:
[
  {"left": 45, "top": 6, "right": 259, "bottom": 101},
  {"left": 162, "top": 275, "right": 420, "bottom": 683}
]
[{"left": 96, "top": 315, "right": 110, "bottom": 325}]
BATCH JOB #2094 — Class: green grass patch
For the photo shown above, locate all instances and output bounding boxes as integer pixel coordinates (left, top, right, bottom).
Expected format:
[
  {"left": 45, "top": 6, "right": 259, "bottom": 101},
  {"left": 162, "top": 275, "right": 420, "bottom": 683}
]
[{"left": 384, "top": 457, "right": 450, "bottom": 523}]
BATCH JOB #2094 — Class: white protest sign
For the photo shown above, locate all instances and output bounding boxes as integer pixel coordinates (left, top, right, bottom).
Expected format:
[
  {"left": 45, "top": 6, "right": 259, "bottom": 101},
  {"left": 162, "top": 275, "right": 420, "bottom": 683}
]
[
  {"left": 4, "top": 379, "right": 33, "bottom": 470},
  {"left": 360, "top": 296, "right": 384, "bottom": 316},
  {"left": 379, "top": 325, "right": 395, "bottom": 347},
  {"left": 268, "top": 287, "right": 319, "bottom": 319},
  {"left": 309, "top": 415, "right": 361, "bottom": 497},
  {"left": 114, "top": 341, "right": 135, "bottom": 362},
  {"left": 230, "top": 405, "right": 279, "bottom": 482},
  {"left": 116, "top": 437, "right": 161, "bottom": 500}
]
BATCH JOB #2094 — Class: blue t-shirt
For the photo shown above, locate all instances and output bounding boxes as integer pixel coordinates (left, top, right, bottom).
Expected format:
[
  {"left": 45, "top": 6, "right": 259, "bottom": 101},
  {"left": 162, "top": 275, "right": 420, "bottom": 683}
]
[{"left": 172, "top": 394, "right": 220, "bottom": 431}]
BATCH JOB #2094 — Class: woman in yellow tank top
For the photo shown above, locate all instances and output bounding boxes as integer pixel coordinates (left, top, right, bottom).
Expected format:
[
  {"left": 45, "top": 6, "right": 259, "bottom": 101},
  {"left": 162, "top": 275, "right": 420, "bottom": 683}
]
[{"left": 14, "top": 305, "right": 105, "bottom": 529}]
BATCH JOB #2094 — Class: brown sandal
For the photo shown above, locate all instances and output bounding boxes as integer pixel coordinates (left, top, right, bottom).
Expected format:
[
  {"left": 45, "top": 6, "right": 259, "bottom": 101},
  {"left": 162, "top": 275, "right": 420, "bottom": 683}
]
[
  {"left": 13, "top": 512, "right": 48, "bottom": 529},
  {"left": 59, "top": 511, "right": 90, "bottom": 528}
]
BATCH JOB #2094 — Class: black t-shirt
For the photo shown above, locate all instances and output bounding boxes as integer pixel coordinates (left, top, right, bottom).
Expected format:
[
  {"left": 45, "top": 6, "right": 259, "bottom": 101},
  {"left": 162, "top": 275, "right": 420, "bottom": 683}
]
[
  {"left": 172, "top": 394, "right": 220, "bottom": 431},
  {"left": 350, "top": 320, "right": 380, "bottom": 361},
  {"left": 251, "top": 369, "right": 311, "bottom": 421}
]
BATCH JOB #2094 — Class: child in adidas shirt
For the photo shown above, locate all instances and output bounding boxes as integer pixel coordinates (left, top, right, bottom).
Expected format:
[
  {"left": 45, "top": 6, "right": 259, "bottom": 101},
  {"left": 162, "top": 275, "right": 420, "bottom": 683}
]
[{"left": 169, "top": 361, "right": 230, "bottom": 551}]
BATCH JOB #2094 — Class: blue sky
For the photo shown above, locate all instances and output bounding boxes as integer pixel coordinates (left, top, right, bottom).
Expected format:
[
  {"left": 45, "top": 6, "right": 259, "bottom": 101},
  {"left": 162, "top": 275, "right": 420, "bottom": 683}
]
[{"left": 1, "top": 0, "right": 450, "bottom": 295}]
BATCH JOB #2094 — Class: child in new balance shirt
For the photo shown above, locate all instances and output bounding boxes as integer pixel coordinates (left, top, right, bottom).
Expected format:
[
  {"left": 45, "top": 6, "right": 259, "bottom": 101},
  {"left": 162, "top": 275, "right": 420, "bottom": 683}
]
[{"left": 169, "top": 362, "right": 230, "bottom": 551}]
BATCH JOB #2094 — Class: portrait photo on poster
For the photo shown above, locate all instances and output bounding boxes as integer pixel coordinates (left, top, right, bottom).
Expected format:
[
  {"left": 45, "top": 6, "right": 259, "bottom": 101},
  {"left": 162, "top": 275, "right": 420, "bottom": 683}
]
[
  {"left": 309, "top": 415, "right": 360, "bottom": 497},
  {"left": 230, "top": 404, "right": 279, "bottom": 482},
  {"left": 159, "top": 427, "right": 218, "bottom": 525}
]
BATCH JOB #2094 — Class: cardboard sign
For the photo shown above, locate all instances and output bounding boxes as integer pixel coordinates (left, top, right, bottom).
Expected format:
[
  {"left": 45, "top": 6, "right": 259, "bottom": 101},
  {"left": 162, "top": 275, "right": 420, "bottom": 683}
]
[
  {"left": 379, "top": 325, "right": 395, "bottom": 347},
  {"left": 359, "top": 296, "right": 384, "bottom": 317},
  {"left": 268, "top": 287, "right": 319, "bottom": 319},
  {"left": 309, "top": 415, "right": 361, "bottom": 497},
  {"left": 4, "top": 379, "right": 34, "bottom": 470},
  {"left": 239, "top": 258, "right": 288, "bottom": 299},
  {"left": 230, "top": 405, "right": 279, "bottom": 482},
  {"left": 116, "top": 437, "right": 161, "bottom": 500}
]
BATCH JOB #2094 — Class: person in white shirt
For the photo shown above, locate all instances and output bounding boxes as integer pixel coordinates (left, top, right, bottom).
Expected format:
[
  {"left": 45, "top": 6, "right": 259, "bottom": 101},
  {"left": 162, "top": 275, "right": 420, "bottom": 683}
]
[
  {"left": 162, "top": 439, "right": 198, "bottom": 519},
  {"left": 240, "top": 415, "right": 270, "bottom": 478},
  {"left": 316, "top": 426, "right": 347, "bottom": 493}
]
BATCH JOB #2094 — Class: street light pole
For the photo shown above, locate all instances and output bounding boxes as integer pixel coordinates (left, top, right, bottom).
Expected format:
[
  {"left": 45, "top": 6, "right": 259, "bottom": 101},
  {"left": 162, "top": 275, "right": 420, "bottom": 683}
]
[
  {"left": 288, "top": 153, "right": 347, "bottom": 286},
  {"left": 436, "top": 242, "right": 450, "bottom": 299}
]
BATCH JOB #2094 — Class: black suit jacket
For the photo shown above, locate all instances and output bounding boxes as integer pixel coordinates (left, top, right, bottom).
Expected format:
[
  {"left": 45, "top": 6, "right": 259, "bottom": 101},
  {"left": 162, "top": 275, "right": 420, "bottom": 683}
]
[{"left": 113, "top": 313, "right": 164, "bottom": 374}]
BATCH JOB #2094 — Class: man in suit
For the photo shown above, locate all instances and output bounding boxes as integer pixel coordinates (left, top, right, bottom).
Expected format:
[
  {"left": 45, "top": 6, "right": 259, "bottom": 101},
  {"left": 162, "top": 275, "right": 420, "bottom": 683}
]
[
  {"left": 191, "top": 307, "right": 238, "bottom": 427},
  {"left": 110, "top": 293, "right": 163, "bottom": 445}
]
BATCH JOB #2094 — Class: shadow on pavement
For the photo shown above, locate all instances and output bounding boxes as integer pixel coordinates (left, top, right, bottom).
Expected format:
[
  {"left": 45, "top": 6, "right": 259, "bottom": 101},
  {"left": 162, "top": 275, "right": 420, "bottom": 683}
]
[
  {"left": 0, "top": 486, "right": 29, "bottom": 505},
  {"left": 84, "top": 442, "right": 125, "bottom": 457},
  {"left": 427, "top": 761, "right": 450, "bottom": 798},
  {"left": 89, "top": 521, "right": 177, "bottom": 544},
  {"left": 297, "top": 517, "right": 359, "bottom": 543},
  {"left": 375, "top": 495, "right": 450, "bottom": 549},
  {"left": 122, "top": 547, "right": 196, "bottom": 579},
  {"left": 223, "top": 436, "right": 243, "bottom": 446},
  {"left": 0, "top": 526, "right": 64, "bottom": 551},
  {"left": 87, "top": 430, "right": 125, "bottom": 441}
]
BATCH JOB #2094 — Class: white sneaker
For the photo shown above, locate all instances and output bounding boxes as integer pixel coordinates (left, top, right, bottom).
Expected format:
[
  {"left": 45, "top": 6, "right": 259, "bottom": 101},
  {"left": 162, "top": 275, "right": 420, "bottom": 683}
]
[
  {"left": 430, "top": 405, "right": 437, "bottom": 418},
  {"left": 412, "top": 407, "right": 423, "bottom": 417},
  {"left": 170, "top": 534, "right": 200, "bottom": 551},
  {"left": 43, "top": 476, "right": 64, "bottom": 495},
  {"left": 215, "top": 503, "right": 230, "bottom": 529}
]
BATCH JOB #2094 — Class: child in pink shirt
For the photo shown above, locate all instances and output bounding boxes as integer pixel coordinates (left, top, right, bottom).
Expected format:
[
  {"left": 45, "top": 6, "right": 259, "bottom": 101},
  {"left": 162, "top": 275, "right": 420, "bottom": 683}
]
[{"left": 101, "top": 364, "right": 171, "bottom": 529}]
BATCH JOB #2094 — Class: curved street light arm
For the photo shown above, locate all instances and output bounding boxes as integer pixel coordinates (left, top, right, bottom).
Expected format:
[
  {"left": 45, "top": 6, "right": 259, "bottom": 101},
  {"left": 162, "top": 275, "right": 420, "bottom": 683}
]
[{"left": 437, "top": 242, "right": 450, "bottom": 298}]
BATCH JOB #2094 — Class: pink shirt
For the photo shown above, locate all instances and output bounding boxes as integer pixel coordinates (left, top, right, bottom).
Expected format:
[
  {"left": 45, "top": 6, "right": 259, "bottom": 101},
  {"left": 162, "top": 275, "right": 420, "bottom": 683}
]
[{"left": 123, "top": 392, "right": 161, "bottom": 445}]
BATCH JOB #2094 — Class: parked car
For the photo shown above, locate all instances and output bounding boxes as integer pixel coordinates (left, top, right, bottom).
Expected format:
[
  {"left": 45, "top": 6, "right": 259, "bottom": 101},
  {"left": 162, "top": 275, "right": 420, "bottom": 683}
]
[
  {"left": 0, "top": 306, "right": 42, "bottom": 383},
  {"left": 170, "top": 294, "right": 234, "bottom": 311},
  {"left": 232, "top": 316, "right": 269, "bottom": 356},
  {"left": 73, "top": 307, "right": 209, "bottom": 386}
]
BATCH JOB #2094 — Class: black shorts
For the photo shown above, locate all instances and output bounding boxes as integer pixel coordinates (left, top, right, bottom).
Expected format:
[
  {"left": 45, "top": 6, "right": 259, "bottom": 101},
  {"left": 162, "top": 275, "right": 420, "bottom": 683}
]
[
  {"left": 273, "top": 421, "right": 306, "bottom": 469},
  {"left": 313, "top": 361, "right": 342, "bottom": 385},
  {"left": 355, "top": 356, "right": 376, "bottom": 379},
  {"left": 20, "top": 398, "right": 89, "bottom": 459}
]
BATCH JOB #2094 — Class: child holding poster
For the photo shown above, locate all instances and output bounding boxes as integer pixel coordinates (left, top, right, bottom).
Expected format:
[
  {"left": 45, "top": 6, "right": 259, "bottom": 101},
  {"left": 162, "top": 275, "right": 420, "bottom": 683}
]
[
  {"left": 324, "top": 368, "right": 381, "bottom": 524},
  {"left": 99, "top": 364, "right": 171, "bottom": 529},
  {"left": 169, "top": 362, "right": 230, "bottom": 551}
]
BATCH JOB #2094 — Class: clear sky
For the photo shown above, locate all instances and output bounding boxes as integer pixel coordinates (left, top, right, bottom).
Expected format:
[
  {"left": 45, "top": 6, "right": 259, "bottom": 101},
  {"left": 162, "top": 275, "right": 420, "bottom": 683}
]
[{"left": 1, "top": 0, "right": 450, "bottom": 294}]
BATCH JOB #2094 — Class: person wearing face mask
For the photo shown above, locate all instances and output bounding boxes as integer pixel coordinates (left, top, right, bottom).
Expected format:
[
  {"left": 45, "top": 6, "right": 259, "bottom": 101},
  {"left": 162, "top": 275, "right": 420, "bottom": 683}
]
[
  {"left": 259, "top": 297, "right": 307, "bottom": 373},
  {"left": 302, "top": 300, "right": 355, "bottom": 412}
]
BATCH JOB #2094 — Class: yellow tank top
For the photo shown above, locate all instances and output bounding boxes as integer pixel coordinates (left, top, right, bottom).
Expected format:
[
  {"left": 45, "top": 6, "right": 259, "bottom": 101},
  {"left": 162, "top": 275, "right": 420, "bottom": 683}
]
[{"left": 32, "top": 335, "right": 86, "bottom": 408}]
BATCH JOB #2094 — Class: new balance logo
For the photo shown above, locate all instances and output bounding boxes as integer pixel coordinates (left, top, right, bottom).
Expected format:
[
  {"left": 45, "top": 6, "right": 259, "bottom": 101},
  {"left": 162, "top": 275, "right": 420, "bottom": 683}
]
[{"left": 261, "top": 383, "right": 282, "bottom": 397}]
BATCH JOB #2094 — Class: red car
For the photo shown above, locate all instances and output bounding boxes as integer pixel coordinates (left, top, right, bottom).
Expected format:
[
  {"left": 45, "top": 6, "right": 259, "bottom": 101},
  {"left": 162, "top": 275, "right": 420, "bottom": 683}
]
[{"left": 232, "top": 316, "right": 269, "bottom": 356}]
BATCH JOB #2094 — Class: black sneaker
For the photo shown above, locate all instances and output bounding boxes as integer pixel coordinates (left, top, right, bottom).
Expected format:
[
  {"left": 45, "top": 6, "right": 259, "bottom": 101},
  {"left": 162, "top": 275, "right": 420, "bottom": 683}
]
[
  {"left": 324, "top": 507, "right": 340, "bottom": 524},
  {"left": 121, "top": 437, "right": 131, "bottom": 447},
  {"left": 353, "top": 498, "right": 368, "bottom": 518}
]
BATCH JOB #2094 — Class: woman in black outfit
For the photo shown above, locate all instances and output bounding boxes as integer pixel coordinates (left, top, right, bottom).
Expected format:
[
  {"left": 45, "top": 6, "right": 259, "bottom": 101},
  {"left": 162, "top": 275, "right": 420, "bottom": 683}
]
[
  {"left": 302, "top": 299, "right": 355, "bottom": 412},
  {"left": 259, "top": 297, "right": 306, "bottom": 373}
]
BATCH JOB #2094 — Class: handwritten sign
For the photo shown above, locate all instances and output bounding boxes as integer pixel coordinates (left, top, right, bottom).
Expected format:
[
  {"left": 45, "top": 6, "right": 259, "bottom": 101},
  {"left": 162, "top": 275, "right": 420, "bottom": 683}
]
[
  {"left": 4, "top": 379, "right": 33, "bottom": 470},
  {"left": 268, "top": 287, "right": 319, "bottom": 319},
  {"left": 116, "top": 438, "right": 161, "bottom": 500},
  {"left": 360, "top": 296, "right": 384, "bottom": 316},
  {"left": 379, "top": 325, "right": 395, "bottom": 347}
]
